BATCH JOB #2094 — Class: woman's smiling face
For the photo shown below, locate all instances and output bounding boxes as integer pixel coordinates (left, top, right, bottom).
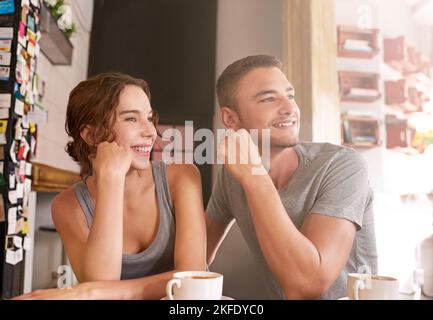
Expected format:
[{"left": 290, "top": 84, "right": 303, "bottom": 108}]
[{"left": 112, "top": 85, "right": 157, "bottom": 170}]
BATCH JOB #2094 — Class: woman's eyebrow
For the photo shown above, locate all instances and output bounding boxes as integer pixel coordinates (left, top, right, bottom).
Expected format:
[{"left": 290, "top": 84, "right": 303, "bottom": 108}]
[{"left": 119, "top": 109, "right": 140, "bottom": 115}]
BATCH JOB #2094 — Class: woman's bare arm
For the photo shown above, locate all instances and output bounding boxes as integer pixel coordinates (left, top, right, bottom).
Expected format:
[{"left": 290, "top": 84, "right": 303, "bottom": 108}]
[
  {"left": 168, "top": 164, "right": 207, "bottom": 271},
  {"left": 18, "top": 164, "right": 207, "bottom": 300}
]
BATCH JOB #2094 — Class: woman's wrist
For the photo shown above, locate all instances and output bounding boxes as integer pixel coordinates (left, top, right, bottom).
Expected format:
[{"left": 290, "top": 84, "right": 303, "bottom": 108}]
[
  {"left": 72, "top": 282, "right": 97, "bottom": 299},
  {"left": 96, "top": 170, "right": 126, "bottom": 183},
  {"left": 83, "top": 281, "right": 137, "bottom": 300}
]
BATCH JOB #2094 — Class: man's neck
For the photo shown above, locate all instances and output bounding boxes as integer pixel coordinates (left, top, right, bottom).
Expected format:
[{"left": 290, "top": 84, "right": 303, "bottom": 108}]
[{"left": 267, "top": 146, "right": 300, "bottom": 190}]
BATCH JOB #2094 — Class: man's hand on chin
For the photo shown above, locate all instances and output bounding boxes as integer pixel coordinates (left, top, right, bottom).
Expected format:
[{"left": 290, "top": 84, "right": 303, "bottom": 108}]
[{"left": 218, "top": 129, "right": 267, "bottom": 185}]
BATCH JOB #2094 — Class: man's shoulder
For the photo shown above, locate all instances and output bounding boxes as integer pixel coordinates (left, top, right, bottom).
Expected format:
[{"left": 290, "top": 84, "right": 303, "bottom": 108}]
[
  {"left": 297, "top": 142, "right": 354, "bottom": 155},
  {"left": 297, "top": 143, "right": 368, "bottom": 185},
  {"left": 214, "top": 164, "right": 243, "bottom": 189},
  {"left": 297, "top": 142, "right": 362, "bottom": 163}
]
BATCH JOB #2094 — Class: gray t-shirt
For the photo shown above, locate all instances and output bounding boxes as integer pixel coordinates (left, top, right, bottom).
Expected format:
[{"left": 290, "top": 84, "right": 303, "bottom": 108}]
[{"left": 206, "top": 142, "right": 378, "bottom": 300}]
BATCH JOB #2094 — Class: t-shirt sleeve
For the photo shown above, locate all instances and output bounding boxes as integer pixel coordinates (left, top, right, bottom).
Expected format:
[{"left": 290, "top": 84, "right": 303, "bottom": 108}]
[
  {"left": 310, "top": 149, "right": 371, "bottom": 230},
  {"left": 206, "top": 165, "right": 235, "bottom": 225}
]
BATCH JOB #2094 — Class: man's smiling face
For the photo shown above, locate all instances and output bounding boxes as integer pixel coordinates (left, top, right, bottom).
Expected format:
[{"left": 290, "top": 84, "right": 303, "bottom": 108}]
[{"left": 233, "top": 67, "right": 301, "bottom": 149}]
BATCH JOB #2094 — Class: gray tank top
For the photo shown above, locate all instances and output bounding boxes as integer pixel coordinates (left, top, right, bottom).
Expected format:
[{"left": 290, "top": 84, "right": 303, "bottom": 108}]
[{"left": 73, "top": 161, "right": 176, "bottom": 280}]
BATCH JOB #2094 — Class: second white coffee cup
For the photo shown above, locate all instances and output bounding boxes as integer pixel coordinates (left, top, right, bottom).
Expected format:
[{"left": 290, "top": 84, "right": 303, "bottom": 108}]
[{"left": 347, "top": 273, "right": 399, "bottom": 300}]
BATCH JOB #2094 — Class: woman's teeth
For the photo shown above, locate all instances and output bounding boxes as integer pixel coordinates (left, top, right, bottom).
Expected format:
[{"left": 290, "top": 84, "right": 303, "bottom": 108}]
[{"left": 131, "top": 146, "right": 152, "bottom": 153}]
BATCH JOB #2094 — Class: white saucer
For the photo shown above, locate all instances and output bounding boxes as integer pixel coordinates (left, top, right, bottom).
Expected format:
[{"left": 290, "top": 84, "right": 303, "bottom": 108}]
[
  {"left": 161, "top": 295, "right": 234, "bottom": 300},
  {"left": 337, "top": 297, "right": 350, "bottom": 300}
]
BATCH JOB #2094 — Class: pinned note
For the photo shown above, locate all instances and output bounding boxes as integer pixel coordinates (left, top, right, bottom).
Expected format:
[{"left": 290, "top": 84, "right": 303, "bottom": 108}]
[
  {"left": 7, "top": 206, "right": 17, "bottom": 223},
  {"left": 8, "top": 190, "right": 17, "bottom": 204},
  {"left": 23, "top": 236, "right": 31, "bottom": 250},
  {"left": 6, "top": 249, "right": 17, "bottom": 265},
  {"left": 13, "top": 236, "right": 23, "bottom": 248},
  {"left": 7, "top": 221, "right": 16, "bottom": 235},
  {"left": 16, "top": 182, "right": 24, "bottom": 199}
]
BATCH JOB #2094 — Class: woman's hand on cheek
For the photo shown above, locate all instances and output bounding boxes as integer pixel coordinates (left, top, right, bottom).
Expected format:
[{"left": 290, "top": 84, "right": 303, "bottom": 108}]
[{"left": 92, "top": 141, "right": 133, "bottom": 179}]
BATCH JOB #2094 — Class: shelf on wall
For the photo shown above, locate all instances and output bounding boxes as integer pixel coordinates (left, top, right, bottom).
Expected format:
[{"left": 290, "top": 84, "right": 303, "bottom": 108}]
[
  {"left": 385, "top": 79, "right": 430, "bottom": 113},
  {"left": 341, "top": 114, "right": 381, "bottom": 148},
  {"left": 384, "top": 36, "right": 431, "bottom": 77},
  {"left": 337, "top": 26, "right": 380, "bottom": 59},
  {"left": 339, "top": 71, "right": 381, "bottom": 103},
  {"left": 39, "top": 4, "right": 73, "bottom": 65},
  {"left": 385, "top": 115, "right": 414, "bottom": 149},
  {"left": 31, "top": 162, "right": 81, "bottom": 192},
  {"left": 419, "top": 57, "right": 431, "bottom": 78}
]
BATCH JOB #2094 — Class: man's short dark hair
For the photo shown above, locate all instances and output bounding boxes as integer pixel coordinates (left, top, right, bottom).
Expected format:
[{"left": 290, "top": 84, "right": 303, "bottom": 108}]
[{"left": 216, "top": 55, "right": 283, "bottom": 109}]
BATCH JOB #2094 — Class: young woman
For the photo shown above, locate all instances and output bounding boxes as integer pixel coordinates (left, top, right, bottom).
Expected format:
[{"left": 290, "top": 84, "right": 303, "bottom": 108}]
[{"left": 17, "top": 73, "right": 206, "bottom": 299}]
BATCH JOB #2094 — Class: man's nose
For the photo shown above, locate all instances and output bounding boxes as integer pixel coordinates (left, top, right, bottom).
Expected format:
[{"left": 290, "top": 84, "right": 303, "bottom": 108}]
[{"left": 278, "top": 97, "right": 297, "bottom": 115}]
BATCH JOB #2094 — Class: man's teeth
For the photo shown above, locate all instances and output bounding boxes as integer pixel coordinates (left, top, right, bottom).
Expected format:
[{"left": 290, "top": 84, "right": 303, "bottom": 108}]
[
  {"left": 132, "top": 146, "right": 152, "bottom": 153},
  {"left": 274, "top": 121, "right": 295, "bottom": 127}
]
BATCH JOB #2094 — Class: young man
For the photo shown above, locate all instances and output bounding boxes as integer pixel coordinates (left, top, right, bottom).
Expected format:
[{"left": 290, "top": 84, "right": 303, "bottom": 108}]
[{"left": 206, "top": 55, "right": 377, "bottom": 300}]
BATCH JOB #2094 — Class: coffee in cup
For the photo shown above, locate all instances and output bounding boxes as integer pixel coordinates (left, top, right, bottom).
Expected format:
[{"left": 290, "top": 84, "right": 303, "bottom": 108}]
[
  {"left": 166, "top": 271, "right": 223, "bottom": 300},
  {"left": 347, "top": 273, "right": 399, "bottom": 300}
]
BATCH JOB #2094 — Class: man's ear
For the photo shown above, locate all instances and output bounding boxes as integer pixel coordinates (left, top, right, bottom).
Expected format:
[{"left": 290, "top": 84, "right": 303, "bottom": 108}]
[
  {"left": 220, "top": 107, "right": 241, "bottom": 130},
  {"left": 80, "top": 125, "right": 94, "bottom": 146}
]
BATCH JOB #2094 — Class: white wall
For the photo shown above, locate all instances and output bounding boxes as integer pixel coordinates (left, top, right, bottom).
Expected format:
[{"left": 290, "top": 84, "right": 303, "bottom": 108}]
[
  {"left": 374, "top": 0, "right": 433, "bottom": 195},
  {"left": 30, "top": 0, "right": 94, "bottom": 291},
  {"left": 335, "top": 0, "right": 433, "bottom": 195},
  {"left": 335, "top": 0, "right": 386, "bottom": 193},
  {"left": 31, "top": 192, "right": 65, "bottom": 290},
  {"left": 211, "top": 0, "right": 284, "bottom": 299},
  {"left": 334, "top": 0, "right": 433, "bottom": 294},
  {"left": 32, "top": 0, "right": 94, "bottom": 173}
]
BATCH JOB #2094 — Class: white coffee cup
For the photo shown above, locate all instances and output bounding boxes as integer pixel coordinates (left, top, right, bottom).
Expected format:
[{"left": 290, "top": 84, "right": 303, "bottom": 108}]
[
  {"left": 347, "top": 273, "right": 399, "bottom": 300},
  {"left": 422, "top": 275, "right": 433, "bottom": 297},
  {"left": 417, "top": 235, "right": 433, "bottom": 297},
  {"left": 166, "top": 271, "right": 223, "bottom": 300}
]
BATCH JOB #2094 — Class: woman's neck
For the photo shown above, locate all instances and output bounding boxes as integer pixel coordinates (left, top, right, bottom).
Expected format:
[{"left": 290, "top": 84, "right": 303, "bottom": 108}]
[
  {"left": 124, "top": 167, "right": 154, "bottom": 196},
  {"left": 86, "top": 166, "right": 154, "bottom": 201}
]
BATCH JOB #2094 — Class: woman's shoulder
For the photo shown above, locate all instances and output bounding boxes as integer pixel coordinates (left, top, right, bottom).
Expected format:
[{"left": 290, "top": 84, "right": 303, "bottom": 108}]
[
  {"left": 51, "top": 184, "right": 82, "bottom": 218},
  {"left": 51, "top": 183, "right": 89, "bottom": 229},
  {"left": 165, "top": 163, "right": 201, "bottom": 182},
  {"left": 164, "top": 163, "right": 201, "bottom": 196}
]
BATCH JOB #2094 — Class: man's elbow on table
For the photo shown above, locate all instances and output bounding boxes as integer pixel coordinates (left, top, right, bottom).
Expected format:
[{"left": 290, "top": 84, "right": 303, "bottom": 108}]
[{"left": 283, "top": 275, "right": 334, "bottom": 300}]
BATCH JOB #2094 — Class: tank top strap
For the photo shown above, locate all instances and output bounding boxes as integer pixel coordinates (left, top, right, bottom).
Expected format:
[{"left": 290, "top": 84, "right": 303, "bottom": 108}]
[
  {"left": 151, "top": 161, "right": 175, "bottom": 217},
  {"left": 73, "top": 179, "right": 95, "bottom": 228},
  {"left": 74, "top": 163, "right": 174, "bottom": 228}
]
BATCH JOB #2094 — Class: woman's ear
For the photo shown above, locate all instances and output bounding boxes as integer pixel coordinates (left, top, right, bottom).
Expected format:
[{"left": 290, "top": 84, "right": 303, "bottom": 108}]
[
  {"left": 80, "top": 125, "right": 94, "bottom": 146},
  {"left": 220, "top": 107, "right": 241, "bottom": 130}
]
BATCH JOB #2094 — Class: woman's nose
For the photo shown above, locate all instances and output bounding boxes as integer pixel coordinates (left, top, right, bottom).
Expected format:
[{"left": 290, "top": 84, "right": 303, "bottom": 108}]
[{"left": 141, "top": 121, "right": 157, "bottom": 137}]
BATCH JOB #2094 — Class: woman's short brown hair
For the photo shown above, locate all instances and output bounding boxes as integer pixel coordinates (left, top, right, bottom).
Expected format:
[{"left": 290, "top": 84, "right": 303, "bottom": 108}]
[{"left": 65, "top": 72, "right": 158, "bottom": 176}]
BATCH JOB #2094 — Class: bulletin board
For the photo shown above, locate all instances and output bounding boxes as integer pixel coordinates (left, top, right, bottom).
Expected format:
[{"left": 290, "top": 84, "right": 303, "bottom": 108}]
[{"left": 0, "top": 0, "right": 41, "bottom": 299}]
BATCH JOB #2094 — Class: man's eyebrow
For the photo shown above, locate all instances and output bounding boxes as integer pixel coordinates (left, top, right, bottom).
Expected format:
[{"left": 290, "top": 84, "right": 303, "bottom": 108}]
[{"left": 253, "top": 87, "right": 294, "bottom": 99}]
